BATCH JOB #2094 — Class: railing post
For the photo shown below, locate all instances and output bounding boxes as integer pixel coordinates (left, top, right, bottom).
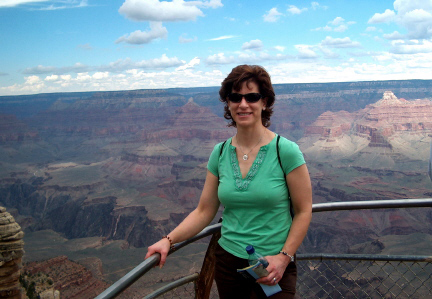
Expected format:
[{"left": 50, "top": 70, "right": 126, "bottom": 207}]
[{"left": 194, "top": 230, "right": 221, "bottom": 299}]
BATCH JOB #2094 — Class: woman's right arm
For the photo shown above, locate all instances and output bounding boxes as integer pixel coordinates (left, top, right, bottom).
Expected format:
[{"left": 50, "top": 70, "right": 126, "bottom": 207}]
[{"left": 144, "top": 170, "right": 220, "bottom": 268}]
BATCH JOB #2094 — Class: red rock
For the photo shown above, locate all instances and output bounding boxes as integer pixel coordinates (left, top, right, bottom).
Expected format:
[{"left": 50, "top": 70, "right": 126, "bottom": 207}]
[{"left": 300, "top": 91, "right": 432, "bottom": 162}]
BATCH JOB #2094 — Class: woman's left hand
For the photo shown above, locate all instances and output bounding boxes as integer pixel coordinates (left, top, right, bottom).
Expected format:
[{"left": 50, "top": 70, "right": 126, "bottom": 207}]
[{"left": 256, "top": 254, "right": 291, "bottom": 286}]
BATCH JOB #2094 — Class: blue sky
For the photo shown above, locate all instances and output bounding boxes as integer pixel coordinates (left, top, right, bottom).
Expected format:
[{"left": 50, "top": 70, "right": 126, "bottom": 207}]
[{"left": 1, "top": 0, "right": 432, "bottom": 96}]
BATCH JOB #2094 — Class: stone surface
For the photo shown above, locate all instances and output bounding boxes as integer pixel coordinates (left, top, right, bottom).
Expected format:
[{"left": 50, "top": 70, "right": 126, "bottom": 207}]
[{"left": 0, "top": 207, "right": 24, "bottom": 299}]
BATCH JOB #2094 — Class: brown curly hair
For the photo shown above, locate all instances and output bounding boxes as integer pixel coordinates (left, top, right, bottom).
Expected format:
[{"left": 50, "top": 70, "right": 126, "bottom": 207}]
[{"left": 219, "top": 64, "right": 275, "bottom": 128}]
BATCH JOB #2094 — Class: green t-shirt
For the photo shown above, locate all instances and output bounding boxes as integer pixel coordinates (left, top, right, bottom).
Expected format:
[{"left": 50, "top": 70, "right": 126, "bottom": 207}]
[{"left": 207, "top": 134, "right": 306, "bottom": 259}]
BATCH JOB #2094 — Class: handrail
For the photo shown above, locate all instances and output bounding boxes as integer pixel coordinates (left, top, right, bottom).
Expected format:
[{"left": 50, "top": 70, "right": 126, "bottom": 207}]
[
  {"left": 143, "top": 273, "right": 200, "bottom": 299},
  {"left": 95, "top": 198, "right": 432, "bottom": 299},
  {"left": 95, "top": 254, "right": 161, "bottom": 299},
  {"left": 311, "top": 198, "right": 432, "bottom": 213},
  {"left": 95, "top": 223, "right": 222, "bottom": 299}
]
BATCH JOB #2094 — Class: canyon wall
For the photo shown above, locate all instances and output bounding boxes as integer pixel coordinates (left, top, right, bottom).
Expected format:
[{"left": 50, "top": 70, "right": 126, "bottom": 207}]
[{"left": 0, "top": 80, "right": 431, "bottom": 295}]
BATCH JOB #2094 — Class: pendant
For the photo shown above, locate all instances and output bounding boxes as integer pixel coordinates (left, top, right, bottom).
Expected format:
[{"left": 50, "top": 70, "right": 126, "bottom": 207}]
[{"left": 243, "top": 154, "right": 248, "bottom": 161}]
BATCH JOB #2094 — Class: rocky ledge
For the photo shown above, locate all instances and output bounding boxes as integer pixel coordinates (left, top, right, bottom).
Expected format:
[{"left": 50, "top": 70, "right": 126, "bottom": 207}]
[{"left": 0, "top": 206, "right": 25, "bottom": 299}]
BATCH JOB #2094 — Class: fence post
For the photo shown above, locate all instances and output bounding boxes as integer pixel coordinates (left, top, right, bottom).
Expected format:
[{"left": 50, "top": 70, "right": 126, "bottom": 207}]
[{"left": 195, "top": 231, "right": 221, "bottom": 299}]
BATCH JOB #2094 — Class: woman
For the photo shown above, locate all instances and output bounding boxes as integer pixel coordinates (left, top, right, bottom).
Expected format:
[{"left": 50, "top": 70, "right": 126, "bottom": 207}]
[{"left": 145, "top": 65, "right": 312, "bottom": 298}]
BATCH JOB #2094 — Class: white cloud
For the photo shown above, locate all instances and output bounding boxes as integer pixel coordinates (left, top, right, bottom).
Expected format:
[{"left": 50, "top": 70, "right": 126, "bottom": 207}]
[
  {"left": 287, "top": 5, "right": 307, "bottom": 15},
  {"left": 208, "top": 35, "right": 236, "bottom": 41},
  {"left": 295, "top": 45, "right": 318, "bottom": 59},
  {"left": 330, "top": 17, "right": 345, "bottom": 26},
  {"left": 38, "top": 0, "right": 88, "bottom": 11},
  {"left": 366, "top": 26, "right": 377, "bottom": 32},
  {"left": 313, "top": 16, "right": 354, "bottom": 32},
  {"left": 105, "top": 54, "right": 185, "bottom": 71},
  {"left": 186, "top": 0, "right": 223, "bottom": 9},
  {"left": 393, "top": 0, "right": 432, "bottom": 18},
  {"left": 312, "top": 25, "right": 332, "bottom": 32},
  {"left": 274, "top": 46, "right": 285, "bottom": 52},
  {"left": 399, "top": 9, "right": 432, "bottom": 39},
  {"left": 241, "top": 39, "right": 263, "bottom": 51},
  {"left": 311, "top": 2, "right": 327, "bottom": 10},
  {"left": 206, "top": 53, "right": 235, "bottom": 65},
  {"left": 0, "top": 0, "right": 47, "bottom": 7},
  {"left": 22, "top": 55, "right": 184, "bottom": 79},
  {"left": 176, "top": 57, "right": 200, "bottom": 71},
  {"left": 24, "top": 65, "right": 57, "bottom": 74},
  {"left": 333, "top": 24, "right": 348, "bottom": 32},
  {"left": 383, "top": 31, "right": 405, "bottom": 40},
  {"left": 179, "top": 34, "right": 197, "bottom": 43},
  {"left": 23, "top": 63, "right": 89, "bottom": 75},
  {"left": 390, "top": 39, "right": 432, "bottom": 54},
  {"left": 45, "top": 75, "right": 58, "bottom": 81},
  {"left": 321, "top": 36, "right": 362, "bottom": 48},
  {"left": 368, "top": 9, "right": 396, "bottom": 24},
  {"left": 76, "top": 72, "right": 92, "bottom": 81},
  {"left": 370, "top": 1, "right": 432, "bottom": 42},
  {"left": 319, "top": 47, "right": 339, "bottom": 59},
  {"left": 237, "top": 52, "right": 287, "bottom": 64},
  {"left": 263, "top": 7, "right": 283, "bottom": 22},
  {"left": 267, "top": 55, "right": 432, "bottom": 85},
  {"left": 119, "top": 0, "right": 205, "bottom": 22},
  {"left": 115, "top": 22, "right": 167, "bottom": 45},
  {"left": 93, "top": 72, "right": 110, "bottom": 80},
  {"left": 25, "top": 75, "right": 42, "bottom": 85},
  {"left": 6, "top": 52, "right": 432, "bottom": 96}
]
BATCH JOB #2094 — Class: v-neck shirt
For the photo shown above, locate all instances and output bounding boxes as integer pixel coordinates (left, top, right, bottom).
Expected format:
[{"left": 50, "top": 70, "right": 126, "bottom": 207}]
[{"left": 207, "top": 134, "right": 306, "bottom": 259}]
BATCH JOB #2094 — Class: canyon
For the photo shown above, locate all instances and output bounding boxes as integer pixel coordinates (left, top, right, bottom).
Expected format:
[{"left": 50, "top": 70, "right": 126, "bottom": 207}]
[{"left": 0, "top": 80, "right": 431, "bottom": 297}]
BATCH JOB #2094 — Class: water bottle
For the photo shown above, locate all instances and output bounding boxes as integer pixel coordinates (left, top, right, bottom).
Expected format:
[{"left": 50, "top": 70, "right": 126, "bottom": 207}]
[{"left": 246, "top": 245, "right": 269, "bottom": 268}]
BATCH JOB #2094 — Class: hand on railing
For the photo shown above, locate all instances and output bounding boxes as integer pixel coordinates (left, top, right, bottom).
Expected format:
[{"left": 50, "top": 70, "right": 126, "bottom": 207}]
[{"left": 145, "top": 237, "right": 171, "bottom": 268}]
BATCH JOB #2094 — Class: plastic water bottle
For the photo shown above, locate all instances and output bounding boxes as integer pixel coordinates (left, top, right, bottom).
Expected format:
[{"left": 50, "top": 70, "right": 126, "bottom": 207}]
[{"left": 246, "top": 245, "right": 269, "bottom": 268}]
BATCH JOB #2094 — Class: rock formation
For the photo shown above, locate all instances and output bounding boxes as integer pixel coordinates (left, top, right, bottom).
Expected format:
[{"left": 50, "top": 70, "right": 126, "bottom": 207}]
[
  {"left": 23, "top": 255, "right": 110, "bottom": 299},
  {"left": 0, "top": 206, "right": 24, "bottom": 299},
  {"left": 299, "top": 91, "right": 432, "bottom": 165}
]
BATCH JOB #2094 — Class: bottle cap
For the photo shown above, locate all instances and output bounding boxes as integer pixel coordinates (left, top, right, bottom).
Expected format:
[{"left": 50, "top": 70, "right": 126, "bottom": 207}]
[{"left": 245, "top": 245, "right": 255, "bottom": 254}]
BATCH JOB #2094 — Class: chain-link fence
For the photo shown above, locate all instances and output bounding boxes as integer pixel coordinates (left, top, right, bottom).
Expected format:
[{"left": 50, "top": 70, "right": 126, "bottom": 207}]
[
  {"left": 296, "top": 254, "right": 432, "bottom": 299},
  {"left": 144, "top": 254, "right": 431, "bottom": 299}
]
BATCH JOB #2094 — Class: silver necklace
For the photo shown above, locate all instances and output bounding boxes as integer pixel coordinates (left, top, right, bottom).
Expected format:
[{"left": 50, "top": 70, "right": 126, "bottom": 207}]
[{"left": 236, "top": 131, "right": 264, "bottom": 161}]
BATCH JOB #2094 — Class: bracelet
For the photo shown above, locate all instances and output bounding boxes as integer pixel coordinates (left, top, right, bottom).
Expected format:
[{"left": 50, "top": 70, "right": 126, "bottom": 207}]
[
  {"left": 279, "top": 251, "right": 295, "bottom": 262},
  {"left": 162, "top": 235, "right": 175, "bottom": 251}
]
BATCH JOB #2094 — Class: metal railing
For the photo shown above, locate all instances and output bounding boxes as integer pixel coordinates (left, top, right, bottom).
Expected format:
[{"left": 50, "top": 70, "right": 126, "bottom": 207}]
[{"left": 95, "top": 198, "right": 432, "bottom": 299}]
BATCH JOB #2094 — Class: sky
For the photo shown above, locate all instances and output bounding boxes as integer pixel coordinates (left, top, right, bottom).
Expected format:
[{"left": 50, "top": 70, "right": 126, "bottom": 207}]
[{"left": 1, "top": 0, "right": 432, "bottom": 96}]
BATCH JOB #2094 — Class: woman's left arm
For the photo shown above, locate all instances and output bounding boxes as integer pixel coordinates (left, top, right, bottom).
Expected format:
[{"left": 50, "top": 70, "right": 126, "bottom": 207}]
[{"left": 257, "top": 163, "right": 312, "bottom": 285}]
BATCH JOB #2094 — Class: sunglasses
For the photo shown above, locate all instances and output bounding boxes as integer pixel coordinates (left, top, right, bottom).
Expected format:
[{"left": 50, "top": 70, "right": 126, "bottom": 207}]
[{"left": 227, "top": 93, "right": 262, "bottom": 103}]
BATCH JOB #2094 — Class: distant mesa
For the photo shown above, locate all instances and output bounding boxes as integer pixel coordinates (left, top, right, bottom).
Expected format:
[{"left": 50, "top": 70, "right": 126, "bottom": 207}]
[
  {"left": 134, "top": 98, "right": 234, "bottom": 155},
  {"left": 299, "top": 91, "right": 432, "bottom": 165},
  {"left": 372, "top": 90, "right": 409, "bottom": 107},
  {"left": 165, "top": 97, "right": 227, "bottom": 129},
  {"left": 102, "top": 98, "right": 234, "bottom": 181}
]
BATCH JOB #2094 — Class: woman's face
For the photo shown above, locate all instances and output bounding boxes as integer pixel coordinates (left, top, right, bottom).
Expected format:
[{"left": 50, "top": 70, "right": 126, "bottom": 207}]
[{"left": 227, "top": 81, "right": 266, "bottom": 128}]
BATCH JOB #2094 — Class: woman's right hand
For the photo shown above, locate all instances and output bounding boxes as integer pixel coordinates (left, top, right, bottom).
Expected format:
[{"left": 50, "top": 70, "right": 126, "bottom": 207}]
[{"left": 145, "top": 238, "right": 171, "bottom": 268}]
